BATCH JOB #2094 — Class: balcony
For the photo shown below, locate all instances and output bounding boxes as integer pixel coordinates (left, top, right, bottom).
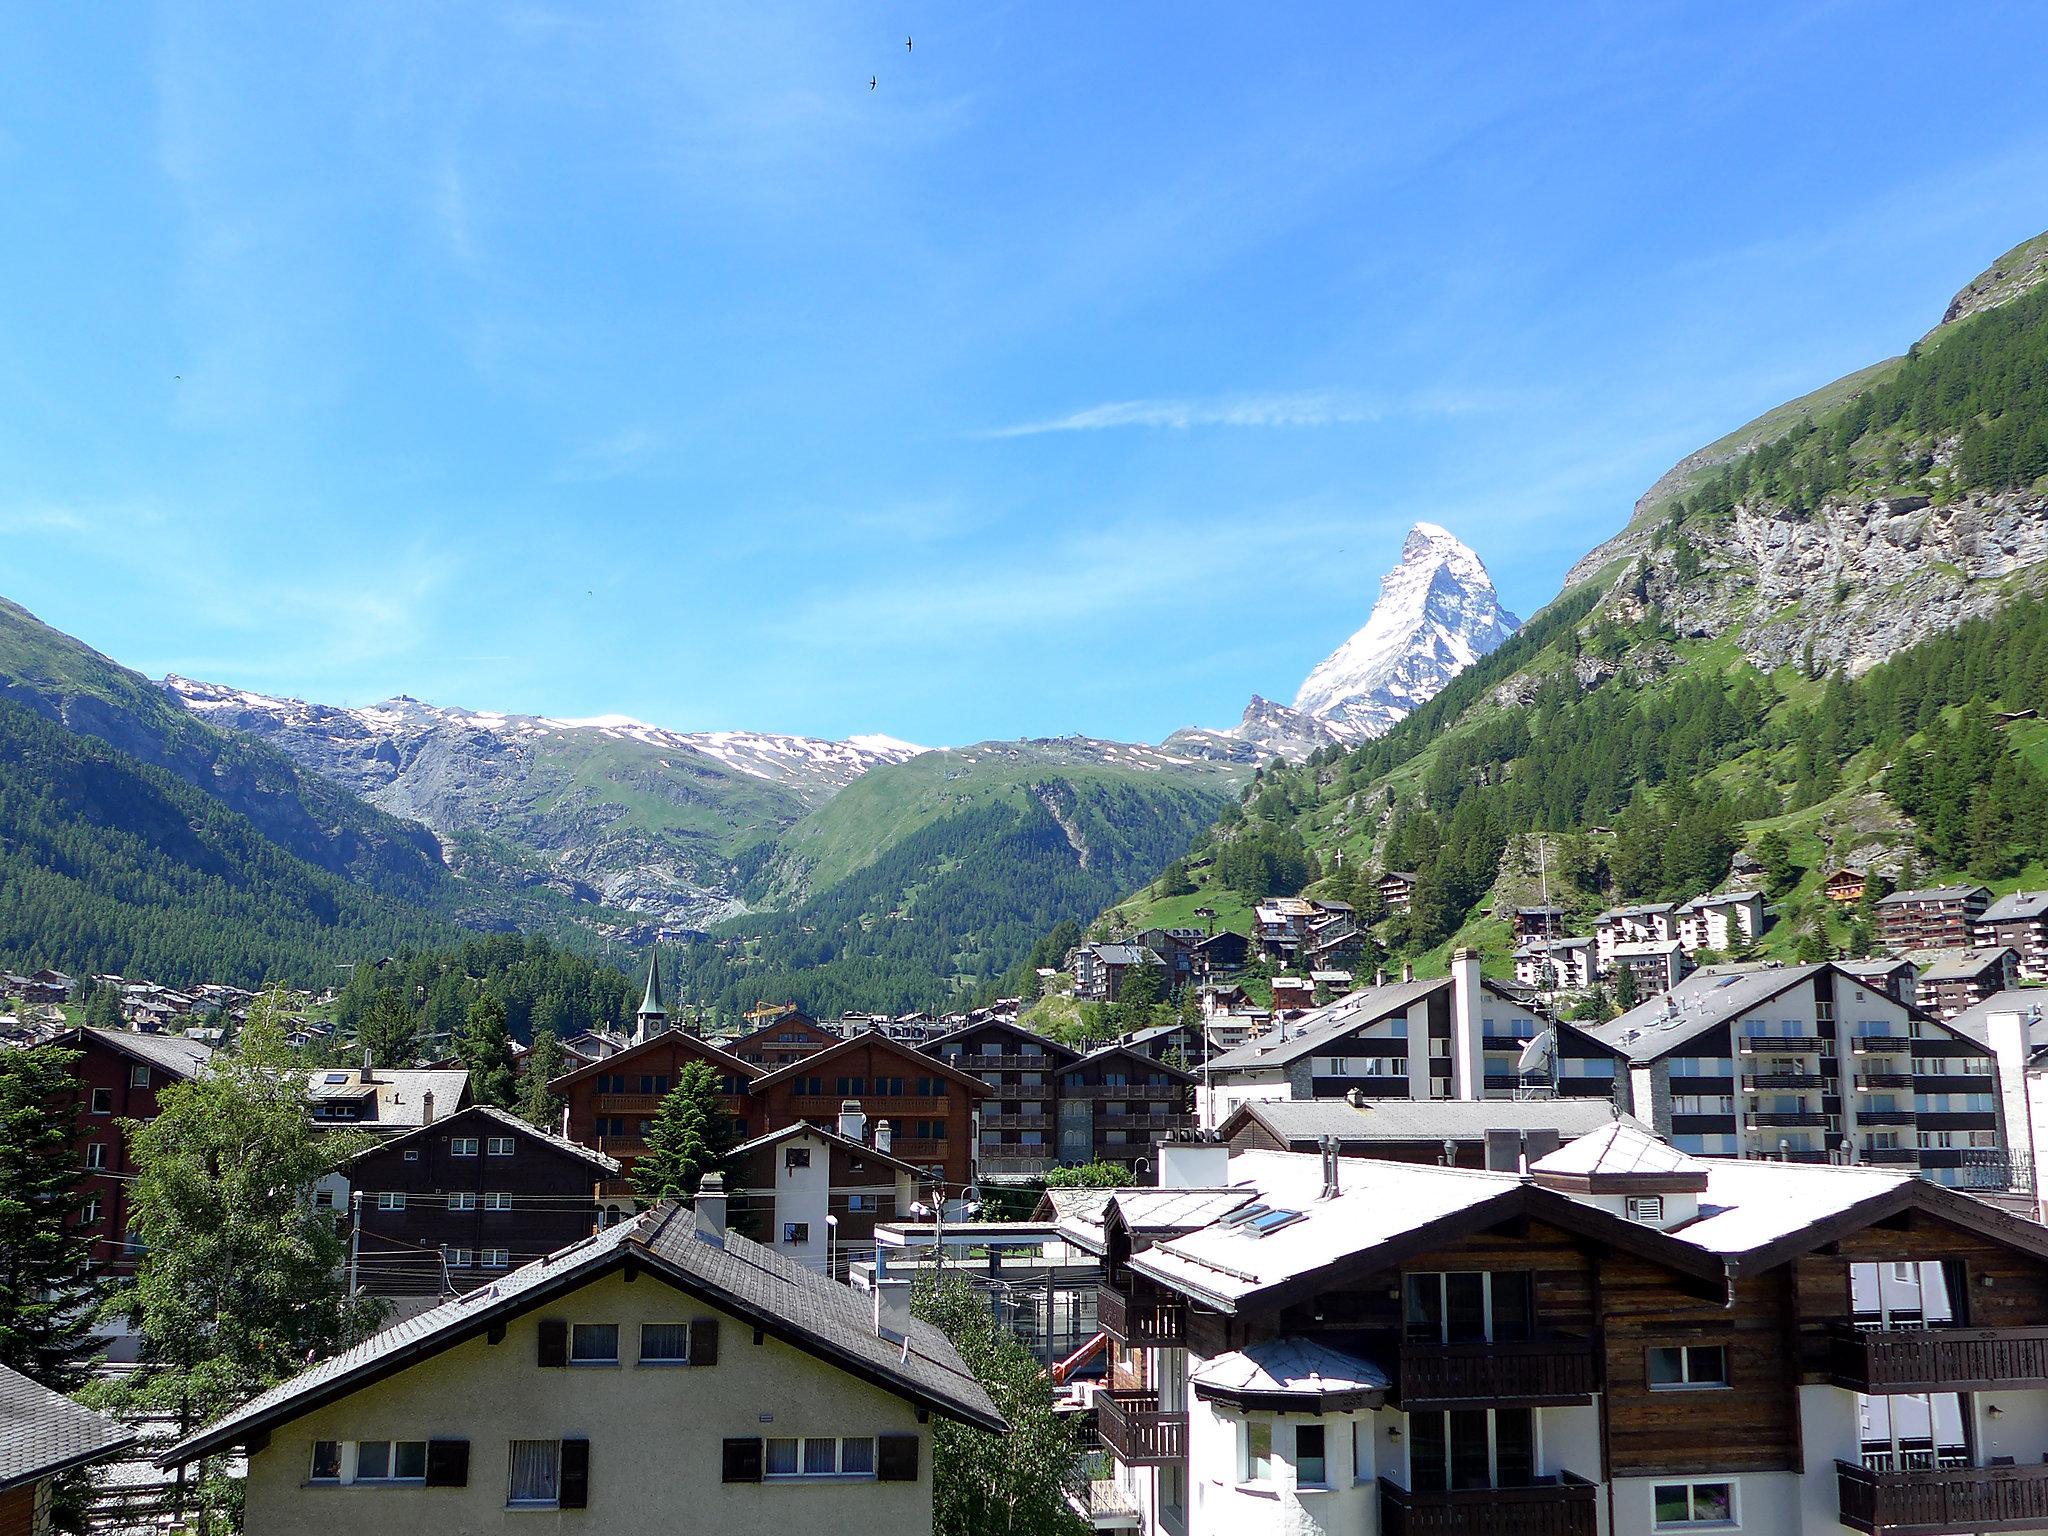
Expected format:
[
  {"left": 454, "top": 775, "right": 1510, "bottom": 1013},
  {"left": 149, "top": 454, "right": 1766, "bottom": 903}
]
[
  {"left": 593, "top": 1093, "right": 664, "bottom": 1114},
  {"left": 1838, "top": 1458, "right": 2048, "bottom": 1534},
  {"left": 1096, "top": 1282, "right": 1186, "bottom": 1347},
  {"left": 1380, "top": 1472, "right": 1598, "bottom": 1536},
  {"left": 1864, "top": 1147, "right": 1920, "bottom": 1164},
  {"left": 1395, "top": 1336, "right": 1598, "bottom": 1409},
  {"left": 1094, "top": 1390, "right": 1186, "bottom": 1466},
  {"left": 1860, "top": 1072, "right": 1917, "bottom": 1089},
  {"left": 1063, "top": 1083, "right": 1184, "bottom": 1102},
  {"left": 949, "top": 1052, "right": 1063, "bottom": 1071},
  {"left": 1748, "top": 1110, "right": 1828, "bottom": 1128},
  {"left": 1483, "top": 1034, "right": 1537, "bottom": 1052},
  {"left": 1829, "top": 1326, "right": 2048, "bottom": 1393},
  {"left": 1096, "top": 1111, "right": 1193, "bottom": 1131},
  {"left": 977, "top": 1152, "right": 1054, "bottom": 1175},
  {"left": 1744, "top": 1071, "right": 1826, "bottom": 1089},
  {"left": 1855, "top": 1034, "right": 1915, "bottom": 1053},
  {"left": 1858, "top": 1110, "right": 1918, "bottom": 1126},
  {"left": 980, "top": 1112, "right": 1053, "bottom": 1129},
  {"left": 1740, "top": 1035, "right": 1828, "bottom": 1052}
]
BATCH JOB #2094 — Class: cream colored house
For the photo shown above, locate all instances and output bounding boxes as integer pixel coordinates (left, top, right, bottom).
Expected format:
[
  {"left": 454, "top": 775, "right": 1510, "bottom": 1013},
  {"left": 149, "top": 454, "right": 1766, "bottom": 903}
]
[{"left": 159, "top": 1179, "right": 1003, "bottom": 1535}]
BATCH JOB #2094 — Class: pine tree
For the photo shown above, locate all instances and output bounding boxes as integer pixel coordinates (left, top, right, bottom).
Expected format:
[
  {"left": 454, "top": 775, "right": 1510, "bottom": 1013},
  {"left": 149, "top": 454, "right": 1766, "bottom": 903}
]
[
  {"left": 0, "top": 1046, "right": 97, "bottom": 1390},
  {"left": 354, "top": 989, "right": 420, "bottom": 1069},
  {"left": 454, "top": 993, "right": 516, "bottom": 1108},
  {"left": 518, "top": 1028, "right": 571, "bottom": 1130},
  {"left": 631, "top": 1063, "right": 735, "bottom": 1203}
]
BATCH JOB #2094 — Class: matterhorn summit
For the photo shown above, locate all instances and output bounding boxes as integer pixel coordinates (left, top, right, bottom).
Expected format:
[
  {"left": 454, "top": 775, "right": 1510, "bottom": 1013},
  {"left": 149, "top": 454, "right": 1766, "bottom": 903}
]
[{"left": 1291, "top": 522, "right": 1520, "bottom": 740}]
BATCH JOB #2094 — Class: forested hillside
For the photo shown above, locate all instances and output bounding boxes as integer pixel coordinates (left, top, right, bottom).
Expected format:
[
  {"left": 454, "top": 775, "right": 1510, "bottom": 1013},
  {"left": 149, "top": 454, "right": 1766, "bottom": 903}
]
[
  {"left": 0, "top": 699, "right": 464, "bottom": 985},
  {"left": 673, "top": 767, "right": 1230, "bottom": 1018},
  {"left": 328, "top": 933, "right": 636, "bottom": 1049},
  {"left": 1097, "top": 231, "right": 2048, "bottom": 974}
]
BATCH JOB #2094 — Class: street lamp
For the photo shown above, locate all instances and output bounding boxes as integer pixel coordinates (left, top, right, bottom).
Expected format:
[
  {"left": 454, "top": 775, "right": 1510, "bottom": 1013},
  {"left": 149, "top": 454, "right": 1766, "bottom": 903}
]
[{"left": 825, "top": 1213, "right": 839, "bottom": 1279}]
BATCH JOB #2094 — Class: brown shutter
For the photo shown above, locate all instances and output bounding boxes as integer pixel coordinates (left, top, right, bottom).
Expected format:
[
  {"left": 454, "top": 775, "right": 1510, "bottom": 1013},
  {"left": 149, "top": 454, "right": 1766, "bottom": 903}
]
[
  {"left": 559, "top": 1438, "right": 590, "bottom": 1508},
  {"left": 877, "top": 1433, "right": 920, "bottom": 1482},
  {"left": 722, "top": 1437, "right": 763, "bottom": 1483},
  {"left": 537, "top": 1318, "right": 567, "bottom": 1368},
  {"left": 425, "top": 1439, "right": 469, "bottom": 1487},
  {"left": 689, "top": 1318, "right": 719, "bottom": 1366}
]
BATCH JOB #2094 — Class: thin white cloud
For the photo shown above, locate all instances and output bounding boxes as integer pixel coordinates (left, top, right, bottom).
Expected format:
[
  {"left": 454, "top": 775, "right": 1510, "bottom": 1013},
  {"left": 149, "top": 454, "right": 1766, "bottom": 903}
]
[
  {"left": 981, "top": 387, "right": 1509, "bottom": 438},
  {"left": 555, "top": 427, "right": 661, "bottom": 482}
]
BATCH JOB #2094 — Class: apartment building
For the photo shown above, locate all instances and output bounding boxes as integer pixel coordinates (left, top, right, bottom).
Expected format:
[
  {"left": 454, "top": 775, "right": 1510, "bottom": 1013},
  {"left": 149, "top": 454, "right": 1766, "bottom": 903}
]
[
  {"left": 1675, "top": 890, "right": 1767, "bottom": 953},
  {"left": 158, "top": 1186, "right": 1003, "bottom": 1536},
  {"left": 1511, "top": 906, "right": 1569, "bottom": 941},
  {"left": 1610, "top": 938, "right": 1693, "bottom": 994},
  {"left": 1078, "top": 1130, "right": 2048, "bottom": 1536},
  {"left": 1838, "top": 957, "right": 1919, "bottom": 1008},
  {"left": 1074, "top": 944, "right": 1169, "bottom": 1003},
  {"left": 1216, "top": 1096, "right": 1634, "bottom": 1168},
  {"left": 1594, "top": 902, "right": 1677, "bottom": 966},
  {"left": 723, "top": 1010, "right": 841, "bottom": 1069},
  {"left": 1252, "top": 900, "right": 1361, "bottom": 968},
  {"left": 1879, "top": 885, "right": 1993, "bottom": 952},
  {"left": 554, "top": 1033, "right": 760, "bottom": 1183},
  {"left": 1586, "top": 962, "right": 2006, "bottom": 1183},
  {"left": 1977, "top": 891, "right": 2048, "bottom": 982},
  {"left": 1200, "top": 954, "right": 1625, "bottom": 1130},
  {"left": 1055, "top": 1046, "right": 1197, "bottom": 1170},
  {"left": 49, "top": 1026, "right": 213, "bottom": 1277},
  {"left": 333, "top": 1104, "right": 621, "bottom": 1295},
  {"left": 923, "top": 1019, "right": 1080, "bottom": 1177},
  {"left": 1514, "top": 936, "right": 1596, "bottom": 994},
  {"left": 745, "top": 1034, "right": 990, "bottom": 1190},
  {"left": 1914, "top": 947, "right": 2023, "bottom": 1022},
  {"left": 723, "top": 1108, "right": 923, "bottom": 1275},
  {"left": 1377, "top": 871, "right": 1417, "bottom": 913}
]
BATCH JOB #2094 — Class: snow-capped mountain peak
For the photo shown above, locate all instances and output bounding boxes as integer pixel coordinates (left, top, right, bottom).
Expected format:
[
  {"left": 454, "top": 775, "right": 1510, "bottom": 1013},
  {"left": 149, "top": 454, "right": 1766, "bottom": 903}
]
[{"left": 1290, "top": 522, "right": 1520, "bottom": 740}]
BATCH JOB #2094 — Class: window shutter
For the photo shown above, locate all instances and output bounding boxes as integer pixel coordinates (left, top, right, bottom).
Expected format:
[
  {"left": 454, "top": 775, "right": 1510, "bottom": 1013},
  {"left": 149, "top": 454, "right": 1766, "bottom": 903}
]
[
  {"left": 425, "top": 1439, "right": 469, "bottom": 1487},
  {"left": 537, "top": 1318, "right": 567, "bottom": 1368},
  {"left": 689, "top": 1318, "right": 719, "bottom": 1366},
  {"left": 877, "top": 1434, "right": 920, "bottom": 1482},
  {"left": 722, "top": 1437, "right": 763, "bottom": 1483},
  {"left": 559, "top": 1438, "right": 590, "bottom": 1508}
]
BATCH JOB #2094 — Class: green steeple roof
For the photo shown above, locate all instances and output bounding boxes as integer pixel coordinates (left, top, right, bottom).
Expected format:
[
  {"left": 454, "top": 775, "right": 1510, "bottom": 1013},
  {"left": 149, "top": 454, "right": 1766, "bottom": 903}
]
[{"left": 638, "top": 949, "right": 667, "bottom": 1019}]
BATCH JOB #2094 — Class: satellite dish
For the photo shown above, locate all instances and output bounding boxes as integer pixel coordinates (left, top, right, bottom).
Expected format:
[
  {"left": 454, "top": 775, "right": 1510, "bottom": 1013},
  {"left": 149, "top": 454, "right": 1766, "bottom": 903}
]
[{"left": 1516, "top": 1028, "right": 1557, "bottom": 1076}]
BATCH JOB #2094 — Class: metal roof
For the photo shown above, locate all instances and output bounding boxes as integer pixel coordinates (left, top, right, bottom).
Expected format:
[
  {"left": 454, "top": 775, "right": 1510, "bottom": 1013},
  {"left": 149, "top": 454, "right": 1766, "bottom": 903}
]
[
  {"left": 1206, "top": 977, "right": 1446, "bottom": 1073},
  {"left": 0, "top": 1366, "right": 135, "bottom": 1492}
]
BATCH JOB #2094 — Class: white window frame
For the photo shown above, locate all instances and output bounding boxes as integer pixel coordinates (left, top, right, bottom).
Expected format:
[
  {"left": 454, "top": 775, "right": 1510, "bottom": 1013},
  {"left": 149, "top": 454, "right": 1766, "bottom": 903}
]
[
  {"left": 85, "top": 1143, "right": 107, "bottom": 1170},
  {"left": 448, "top": 1192, "right": 477, "bottom": 1211},
  {"left": 376, "top": 1192, "right": 405, "bottom": 1212},
  {"left": 486, "top": 1136, "right": 516, "bottom": 1156},
  {"left": 1652, "top": 1478, "right": 1738, "bottom": 1529},
  {"left": 482, "top": 1247, "right": 509, "bottom": 1270},
  {"left": 569, "top": 1322, "right": 619, "bottom": 1365},
  {"left": 352, "top": 1439, "right": 428, "bottom": 1484},
  {"left": 762, "top": 1436, "right": 877, "bottom": 1480},
  {"left": 484, "top": 1192, "right": 512, "bottom": 1211},
  {"left": 1648, "top": 1343, "right": 1730, "bottom": 1390},
  {"left": 506, "top": 1438, "right": 562, "bottom": 1508},
  {"left": 448, "top": 1247, "right": 475, "bottom": 1269},
  {"left": 1292, "top": 1422, "right": 1328, "bottom": 1488},
  {"left": 638, "top": 1322, "right": 691, "bottom": 1364},
  {"left": 450, "top": 1137, "right": 480, "bottom": 1157},
  {"left": 129, "top": 1065, "right": 150, "bottom": 1088},
  {"left": 1240, "top": 1419, "right": 1275, "bottom": 1486}
]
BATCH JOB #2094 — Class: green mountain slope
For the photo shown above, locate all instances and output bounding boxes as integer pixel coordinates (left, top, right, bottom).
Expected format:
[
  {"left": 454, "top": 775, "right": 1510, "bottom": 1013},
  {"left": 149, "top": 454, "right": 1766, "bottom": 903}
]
[
  {"left": 0, "top": 598, "right": 448, "bottom": 902},
  {"left": 674, "top": 747, "right": 1236, "bottom": 1016},
  {"left": 1099, "top": 229, "right": 2048, "bottom": 976},
  {"left": 0, "top": 697, "right": 463, "bottom": 985}
]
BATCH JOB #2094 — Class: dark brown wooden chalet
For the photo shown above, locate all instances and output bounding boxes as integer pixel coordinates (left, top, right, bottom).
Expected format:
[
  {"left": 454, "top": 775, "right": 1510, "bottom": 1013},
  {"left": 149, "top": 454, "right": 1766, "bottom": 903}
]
[{"left": 722, "top": 1009, "right": 840, "bottom": 1069}]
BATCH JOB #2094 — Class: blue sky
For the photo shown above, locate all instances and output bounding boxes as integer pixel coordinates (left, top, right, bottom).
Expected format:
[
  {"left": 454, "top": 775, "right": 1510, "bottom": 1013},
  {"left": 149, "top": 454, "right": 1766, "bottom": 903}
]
[{"left": 5, "top": 3, "right": 2048, "bottom": 747}]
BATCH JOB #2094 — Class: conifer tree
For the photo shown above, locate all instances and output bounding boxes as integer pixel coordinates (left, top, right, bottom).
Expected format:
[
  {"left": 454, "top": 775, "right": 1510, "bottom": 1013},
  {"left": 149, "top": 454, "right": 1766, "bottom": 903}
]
[
  {"left": 454, "top": 993, "right": 516, "bottom": 1108},
  {"left": 517, "top": 1028, "right": 571, "bottom": 1130},
  {"left": 631, "top": 1063, "right": 735, "bottom": 1203},
  {"left": 0, "top": 1046, "right": 96, "bottom": 1390}
]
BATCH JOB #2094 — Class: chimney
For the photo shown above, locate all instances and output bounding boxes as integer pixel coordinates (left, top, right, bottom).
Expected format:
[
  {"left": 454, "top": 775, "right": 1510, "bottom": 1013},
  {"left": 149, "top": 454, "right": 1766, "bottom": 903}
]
[
  {"left": 1485, "top": 1129, "right": 1520, "bottom": 1172},
  {"left": 874, "top": 1119, "right": 892, "bottom": 1155},
  {"left": 1157, "top": 1132, "right": 1229, "bottom": 1189},
  {"left": 1374, "top": 967, "right": 1387, "bottom": 987},
  {"left": 362, "top": 1047, "right": 374, "bottom": 1082},
  {"left": 1450, "top": 947, "right": 1484, "bottom": 1102},
  {"left": 693, "top": 1172, "right": 727, "bottom": 1248},
  {"left": 1318, "top": 1135, "right": 1341, "bottom": 1200},
  {"left": 838, "top": 1099, "right": 866, "bottom": 1143},
  {"left": 870, "top": 1273, "right": 913, "bottom": 1343},
  {"left": 1401, "top": 961, "right": 1415, "bottom": 983}
]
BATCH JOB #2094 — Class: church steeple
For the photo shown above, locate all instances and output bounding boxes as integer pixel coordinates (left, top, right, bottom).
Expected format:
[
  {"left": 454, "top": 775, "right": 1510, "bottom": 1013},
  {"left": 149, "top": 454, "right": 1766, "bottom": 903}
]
[{"left": 635, "top": 948, "right": 668, "bottom": 1042}]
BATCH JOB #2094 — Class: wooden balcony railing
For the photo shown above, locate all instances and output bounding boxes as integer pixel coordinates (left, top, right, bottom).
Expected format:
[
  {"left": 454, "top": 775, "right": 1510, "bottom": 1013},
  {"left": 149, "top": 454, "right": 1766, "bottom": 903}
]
[
  {"left": 1740, "top": 1035, "right": 1828, "bottom": 1052},
  {"left": 1096, "top": 1282, "right": 1186, "bottom": 1347},
  {"left": 1062, "top": 1083, "right": 1185, "bottom": 1101},
  {"left": 945, "top": 1053, "right": 1065, "bottom": 1072},
  {"left": 1096, "top": 1111, "right": 1193, "bottom": 1130},
  {"left": 1859, "top": 1072, "right": 1917, "bottom": 1089},
  {"left": 1749, "top": 1110, "right": 1828, "bottom": 1127},
  {"left": 593, "top": 1093, "right": 665, "bottom": 1114},
  {"left": 980, "top": 1112, "right": 1053, "bottom": 1129},
  {"left": 1829, "top": 1326, "right": 2048, "bottom": 1394},
  {"left": 977, "top": 1153, "right": 1055, "bottom": 1175},
  {"left": 1858, "top": 1110, "right": 1918, "bottom": 1126},
  {"left": 1094, "top": 1390, "right": 1186, "bottom": 1466},
  {"left": 1380, "top": 1472, "right": 1598, "bottom": 1536},
  {"left": 1395, "top": 1336, "right": 1597, "bottom": 1409},
  {"left": 1838, "top": 1457, "right": 2048, "bottom": 1534},
  {"left": 1745, "top": 1071, "right": 1826, "bottom": 1089}
]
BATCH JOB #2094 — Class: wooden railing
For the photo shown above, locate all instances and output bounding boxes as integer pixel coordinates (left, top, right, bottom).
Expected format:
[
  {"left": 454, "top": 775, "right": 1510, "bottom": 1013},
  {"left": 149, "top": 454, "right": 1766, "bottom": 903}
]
[
  {"left": 1096, "top": 1282, "right": 1186, "bottom": 1347},
  {"left": 1838, "top": 1457, "right": 2048, "bottom": 1534},
  {"left": 979, "top": 1111, "right": 1053, "bottom": 1129},
  {"left": 942, "top": 1052, "right": 1065, "bottom": 1071},
  {"left": 1396, "top": 1336, "right": 1597, "bottom": 1408},
  {"left": 1094, "top": 1390, "right": 1186, "bottom": 1466},
  {"left": 1739, "top": 1034, "right": 1828, "bottom": 1052},
  {"left": 1380, "top": 1472, "right": 1598, "bottom": 1536},
  {"left": 1859, "top": 1071, "right": 1916, "bottom": 1088},
  {"left": 1829, "top": 1326, "right": 2048, "bottom": 1393},
  {"left": 1062, "top": 1083, "right": 1185, "bottom": 1101},
  {"left": 1745, "top": 1071, "right": 1826, "bottom": 1089},
  {"left": 1749, "top": 1109, "right": 1828, "bottom": 1127}
]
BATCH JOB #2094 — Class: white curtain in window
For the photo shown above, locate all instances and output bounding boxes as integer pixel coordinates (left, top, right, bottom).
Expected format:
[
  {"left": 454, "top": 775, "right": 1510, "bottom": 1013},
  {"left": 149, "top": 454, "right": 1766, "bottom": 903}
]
[{"left": 508, "top": 1440, "right": 560, "bottom": 1504}]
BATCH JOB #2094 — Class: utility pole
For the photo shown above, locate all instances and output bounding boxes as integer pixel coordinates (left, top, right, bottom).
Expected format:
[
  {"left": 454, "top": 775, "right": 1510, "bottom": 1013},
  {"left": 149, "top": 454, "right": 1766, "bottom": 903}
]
[{"left": 348, "top": 1191, "right": 363, "bottom": 1294}]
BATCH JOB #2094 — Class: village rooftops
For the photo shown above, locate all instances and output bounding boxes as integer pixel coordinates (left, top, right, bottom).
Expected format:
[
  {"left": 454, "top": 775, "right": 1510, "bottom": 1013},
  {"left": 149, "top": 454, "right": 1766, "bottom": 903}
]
[
  {"left": 1529, "top": 1121, "right": 1709, "bottom": 1192},
  {"left": 57, "top": 1026, "right": 213, "bottom": 1078},
  {"left": 1983, "top": 890, "right": 2048, "bottom": 922},
  {"left": 1204, "top": 976, "right": 1448, "bottom": 1072},
  {"left": 305, "top": 1066, "right": 470, "bottom": 1129},
  {"left": 724, "top": 1120, "right": 930, "bottom": 1180},
  {"left": 1052, "top": 1186, "right": 1257, "bottom": 1254},
  {"left": 160, "top": 1199, "right": 1004, "bottom": 1469},
  {"left": 1879, "top": 884, "right": 1993, "bottom": 906},
  {"left": 1084, "top": 944, "right": 1164, "bottom": 968},
  {"left": 1581, "top": 962, "right": 1834, "bottom": 1061},
  {"left": 1111, "top": 1139, "right": 2048, "bottom": 1315},
  {"left": 1597, "top": 901, "right": 1676, "bottom": 921},
  {"left": 1944, "top": 988, "right": 2048, "bottom": 1051},
  {"left": 0, "top": 1363, "right": 136, "bottom": 1493},
  {"left": 1610, "top": 938, "right": 1685, "bottom": 957},
  {"left": 1913, "top": 946, "right": 2019, "bottom": 981}
]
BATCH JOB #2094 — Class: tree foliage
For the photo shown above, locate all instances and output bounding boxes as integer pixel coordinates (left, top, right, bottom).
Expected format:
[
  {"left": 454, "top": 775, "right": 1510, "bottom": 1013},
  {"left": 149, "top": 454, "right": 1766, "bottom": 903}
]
[
  {"left": 453, "top": 993, "right": 516, "bottom": 1108},
  {"left": 912, "top": 1271, "right": 1089, "bottom": 1536},
  {"left": 631, "top": 1063, "right": 737, "bottom": 1203},
  {"left": 0, "top": 1046, "right": 96, "bottom": 1390}
]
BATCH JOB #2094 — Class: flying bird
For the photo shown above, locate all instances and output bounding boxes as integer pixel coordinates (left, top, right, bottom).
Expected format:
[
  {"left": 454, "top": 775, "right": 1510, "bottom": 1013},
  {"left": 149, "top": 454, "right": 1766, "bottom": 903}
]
[
  {"left": 906, "top": 35, "right": 912, "bottom": 51},
  {"left": 870, "top": 75, "right": 877, "bottom": 90}
]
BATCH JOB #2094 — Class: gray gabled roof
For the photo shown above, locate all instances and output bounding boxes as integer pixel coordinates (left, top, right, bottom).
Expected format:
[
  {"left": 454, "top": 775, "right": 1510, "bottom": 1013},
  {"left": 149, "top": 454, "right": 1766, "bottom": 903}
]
[
  {"left": 726, "top": 1120, "right": 929, "bottom": 1180},
  {"left": 1879, "top": 884, "right": 1991, "bottom": 906},
  {"left": 1582, "top": 963, "right": 1828, "bottom": 1061},
  {"left": 1946, "top": 989, "right": 2048, "bottom": 1051},
  {"left": 0, "top": 1366, "right": 135, "bottom": 1492},
  {"left": 1913, "top": 946, "right": 2017, "bottom": 982},
  {"left": 1206, "top": 977, "right": 1447, "bottom": 1073},
  {"left": 1224, "top": 1097, "right": 1632, "bottom": 1146},
  {"left": 336, "top": 1103, "right": 619, "bottom": 1176},
  {"left": 59, "top": 1027, "right": 212, "bottom": 1079},
  {"left": 161, "top": 1201, "right": 1003, "bottom": 1467}
]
